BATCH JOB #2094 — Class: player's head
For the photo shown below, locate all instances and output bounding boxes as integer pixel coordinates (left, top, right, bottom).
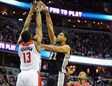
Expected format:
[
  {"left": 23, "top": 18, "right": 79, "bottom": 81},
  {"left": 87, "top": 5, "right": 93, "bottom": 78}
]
[
  {"left": 21, "top": 30, "right": 32, "bottom": 43},
  {"left": 78, "top": 71, "right": 87, "bottom": 80},
  {"left": 57, "top": 32, "right": 69, "bottom": 44}
]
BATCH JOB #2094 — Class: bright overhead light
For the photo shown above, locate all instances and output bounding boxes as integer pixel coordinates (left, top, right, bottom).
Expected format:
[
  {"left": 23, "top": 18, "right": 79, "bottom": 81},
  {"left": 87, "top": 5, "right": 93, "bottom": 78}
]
[
  {"left": 73, "top": 25, "right": 75, "bottom": 27},
  {"left": 18, "top": 18, "right": 23, "bottom": 21},
  {"left": 101, "top": 22, "right": 103, "bottom": 24},
  {"left": 77, "top": 20, "right": 80, "bottom": 22},
  {"left": 0, "top": 0, "right": 31, "bottom": 9},
  {"left": 49, "top": 1, "right": 51, "bottom": 3},
  {"left": 93, "top": 21, "right": 95, "bottom": 23},
  {"left": 13, "top": 11, "right": 15, "bottom": 14},
  {"left": 68, "top": 19, "right": 71, "bottom": 22},
  {"left": 85, "top": 20, "right": 87, "bottom": 23}
]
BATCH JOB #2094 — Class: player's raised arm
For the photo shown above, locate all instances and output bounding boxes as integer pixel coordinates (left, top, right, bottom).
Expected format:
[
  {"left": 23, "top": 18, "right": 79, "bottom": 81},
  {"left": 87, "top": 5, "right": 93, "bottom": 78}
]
[
  {"left": 17, "top": 2, "right": 36, "bottom": 45},
  {"left": 23, "top": 3, "right": 36, "bottom": 30},
  {"left": 42, "top": 3, "right": 56, "bottom": 44},
  {"left": 33, "top": 1, "right": 42, "bottom": 52}
]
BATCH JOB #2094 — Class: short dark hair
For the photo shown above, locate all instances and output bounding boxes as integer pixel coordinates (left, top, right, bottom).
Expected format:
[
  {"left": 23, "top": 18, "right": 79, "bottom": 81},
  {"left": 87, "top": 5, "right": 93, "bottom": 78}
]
[
  {"left": 63, "top": 32, "right": 69, "bottom": 44},
  {"left": 21, "top": 30, "right": 32, "bottom": 42}
]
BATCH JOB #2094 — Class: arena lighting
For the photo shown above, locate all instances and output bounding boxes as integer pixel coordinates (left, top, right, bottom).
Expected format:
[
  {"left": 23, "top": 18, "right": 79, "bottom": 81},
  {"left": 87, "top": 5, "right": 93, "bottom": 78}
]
[
  {"left": 0, "top": 42, "right": 112, "bottom": 67},
  {"left": 18, "top": 18, "right": 23, "bottom": 21},
  {"left": 69, "top": 55, "right": 112, "bottom": 67},
  {"left": 41, "top": 50, "right": 112, "bottom": 67},
  {"left": 0, "top": 42, "right": 18, "bottom": 52},
  {"left": 82, "top": 12, "right": 112, "bottom": 21},
  {"left": 0, "top": 0, "right": 112, "bottom": 20},
  {"left": 0, "top": 0, "right": 31, "bottom": 9}
]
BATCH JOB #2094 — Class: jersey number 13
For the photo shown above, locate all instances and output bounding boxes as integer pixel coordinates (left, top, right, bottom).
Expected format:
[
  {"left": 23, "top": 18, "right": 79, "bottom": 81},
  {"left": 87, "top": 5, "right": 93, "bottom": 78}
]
[{"left": 23, "top": 52, "right": 31, "bottom": 63}]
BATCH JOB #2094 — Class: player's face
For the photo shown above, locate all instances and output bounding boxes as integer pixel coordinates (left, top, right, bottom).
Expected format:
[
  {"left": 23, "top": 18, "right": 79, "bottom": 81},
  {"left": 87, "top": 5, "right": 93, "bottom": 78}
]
[
  {"left": 57, "top": 32, "right": 65, "bottom": 42},
  {"left": 79, "top": 72, "right": 86, "bottom": 80}
]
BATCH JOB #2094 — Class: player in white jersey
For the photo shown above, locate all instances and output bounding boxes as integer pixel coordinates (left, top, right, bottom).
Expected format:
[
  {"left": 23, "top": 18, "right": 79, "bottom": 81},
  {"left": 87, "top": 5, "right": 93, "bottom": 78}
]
[
  {"left": 18, "top": 40, "right": 41, "bottom": 71},
  {"left": 16, "top": 1, "right": 43, "bottom": 86}
]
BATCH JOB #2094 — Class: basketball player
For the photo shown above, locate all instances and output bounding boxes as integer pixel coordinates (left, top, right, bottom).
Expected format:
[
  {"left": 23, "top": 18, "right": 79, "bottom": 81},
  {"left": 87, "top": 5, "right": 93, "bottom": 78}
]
[
  {"left": 16, "top": 1, "right": 42, "bottom": 86},
  {"left": 41, "top": 2, "right": 71, "bottom": 86},
  {"left": 66, "top": 71, "right": 90, "bottom": 86}
]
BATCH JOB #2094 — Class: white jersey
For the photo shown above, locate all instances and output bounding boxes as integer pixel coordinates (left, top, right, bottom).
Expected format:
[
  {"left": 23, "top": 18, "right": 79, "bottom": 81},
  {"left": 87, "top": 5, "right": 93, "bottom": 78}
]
[{"left": 18, "top": 40, "right": 41, "bottom": 71}]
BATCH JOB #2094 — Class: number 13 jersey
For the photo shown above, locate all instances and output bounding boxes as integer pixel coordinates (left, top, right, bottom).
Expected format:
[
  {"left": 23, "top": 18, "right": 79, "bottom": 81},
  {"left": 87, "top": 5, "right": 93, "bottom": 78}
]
[{"left": 18, "top": 40, "right": 41, "bottom": 71}]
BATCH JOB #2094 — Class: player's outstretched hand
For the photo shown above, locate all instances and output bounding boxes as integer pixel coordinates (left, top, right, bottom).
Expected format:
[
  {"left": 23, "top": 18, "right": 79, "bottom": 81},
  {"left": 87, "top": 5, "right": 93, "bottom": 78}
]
[
  {"left": 36, "top": 1, "right": 43, "bottom": 12},
  {"left": 30, "top": 1, "right": 37, "bottom": 12},
  {"left": 41, "top": 2, "right": 48, "bottom": 12}
]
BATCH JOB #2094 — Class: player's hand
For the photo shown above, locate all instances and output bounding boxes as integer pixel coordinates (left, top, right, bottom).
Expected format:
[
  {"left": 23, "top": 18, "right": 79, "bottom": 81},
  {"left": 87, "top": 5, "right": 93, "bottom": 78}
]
[
  {"left": 30, "top": 1, "right": 37, "bottom": 12},
  {"left": 66, "top": 65, "right": 76, "bottom": 75},
  {"left": 36, "top": 1, "right": 43, "bottom": 12},
  {"left": 41, "top": 2, "right": 48, "bottom": 12}
]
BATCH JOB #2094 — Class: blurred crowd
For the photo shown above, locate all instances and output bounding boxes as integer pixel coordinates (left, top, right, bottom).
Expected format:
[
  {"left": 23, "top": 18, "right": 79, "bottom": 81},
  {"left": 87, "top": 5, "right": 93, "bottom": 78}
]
[
  {"left": 0, "top": 16, "right": 19, "bottom": 44},
  {"left": 70, "top": 31, "right": 112, "bottom": 59},
  {"left": 0, "top": 65, "right": 112, "bottom": 86},
  {"left": 0, "top": 67, "right": 17, "bottom": 86}
]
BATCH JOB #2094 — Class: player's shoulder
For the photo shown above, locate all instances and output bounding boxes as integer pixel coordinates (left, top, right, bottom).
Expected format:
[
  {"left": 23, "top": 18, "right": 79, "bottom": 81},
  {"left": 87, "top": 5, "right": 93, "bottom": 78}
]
[
  {"left": 62, "top": 44, "right": 70, "bottom": 49},
  {"left": 19, "top": 40, "right": 34, "bottom": 46}
]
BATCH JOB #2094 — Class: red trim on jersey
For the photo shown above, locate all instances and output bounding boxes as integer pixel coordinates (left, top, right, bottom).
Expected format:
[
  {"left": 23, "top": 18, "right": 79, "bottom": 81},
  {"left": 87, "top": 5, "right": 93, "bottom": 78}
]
[
  {"left": 65, "top": 83, "right": 69, "bottom": 86},
  {"left": 37, "top": 72, "right": 42, "bottom": 86},
  {"left": 74, "top": 81, "right": 89, "bottom": 86},
  {"left": 20, "top": 40, "right": 34, "bottom": 46},
  {"left": 74, "top": 81, "right": 80, "bottom": 86}
]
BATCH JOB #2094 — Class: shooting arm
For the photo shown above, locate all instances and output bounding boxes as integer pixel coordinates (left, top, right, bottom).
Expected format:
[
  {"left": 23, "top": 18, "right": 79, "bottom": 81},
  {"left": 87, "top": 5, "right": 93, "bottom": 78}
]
[
  {"left": 17, "top": 5, "right": 35, "bottom": 45},
  {"left": 34, "top": 10, "right": 42, "bottom": 44},
  {"left": 43, "top": 3, "right": 56, "bottom": 44},
  {"left": 34, "top": 1, "right": 42, "bottom": 52}
]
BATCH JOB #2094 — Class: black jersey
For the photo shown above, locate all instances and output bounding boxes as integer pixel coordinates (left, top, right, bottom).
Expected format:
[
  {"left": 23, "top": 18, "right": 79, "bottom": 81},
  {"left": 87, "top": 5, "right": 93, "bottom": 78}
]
[{"left": 48, "top": 43, "right": 69, "bottom": 74}]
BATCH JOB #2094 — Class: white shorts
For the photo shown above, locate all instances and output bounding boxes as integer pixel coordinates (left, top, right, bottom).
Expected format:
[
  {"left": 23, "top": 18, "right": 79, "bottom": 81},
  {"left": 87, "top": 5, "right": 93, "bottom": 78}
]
[
  {"left": 57, "top": 71, "right": 65, "bottom": 86},
  {"left": 16, "top": 70, "right": 41, "bottom": 86}
]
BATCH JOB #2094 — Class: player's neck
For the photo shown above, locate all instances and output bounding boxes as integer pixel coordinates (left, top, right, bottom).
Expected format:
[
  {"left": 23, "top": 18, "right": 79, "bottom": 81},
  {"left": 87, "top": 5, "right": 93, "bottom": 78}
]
[{"left": 80, "top": 80, "right": 86, "bottom": 85}]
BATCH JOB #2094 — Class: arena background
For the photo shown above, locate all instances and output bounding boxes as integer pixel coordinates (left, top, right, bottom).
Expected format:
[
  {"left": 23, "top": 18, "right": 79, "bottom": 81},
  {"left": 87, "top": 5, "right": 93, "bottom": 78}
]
[{"left": 0, "top": 0, "right": 112, "bottom": 86}]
